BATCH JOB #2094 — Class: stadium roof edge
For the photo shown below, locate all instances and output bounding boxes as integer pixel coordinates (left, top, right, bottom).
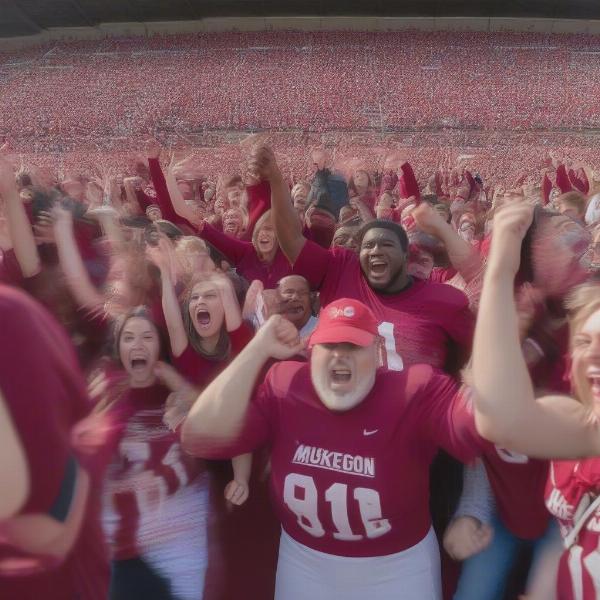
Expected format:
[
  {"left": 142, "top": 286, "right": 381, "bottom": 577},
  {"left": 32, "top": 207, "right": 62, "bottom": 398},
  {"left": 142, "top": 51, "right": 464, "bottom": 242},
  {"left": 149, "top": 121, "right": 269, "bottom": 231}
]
[{"left": 2, "top": 16, "right": 600, "bottom": 48}]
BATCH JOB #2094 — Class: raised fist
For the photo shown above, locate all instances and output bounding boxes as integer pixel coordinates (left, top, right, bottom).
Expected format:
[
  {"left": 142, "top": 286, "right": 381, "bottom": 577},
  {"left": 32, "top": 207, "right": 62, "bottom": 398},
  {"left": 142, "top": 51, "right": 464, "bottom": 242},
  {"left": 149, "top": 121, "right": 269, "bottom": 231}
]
[
  {"left": 247, "top": 146, "right": 281, "bottom": 182},
  {"left": 253, "top": 314, "right": 305, "bottom": 360}
]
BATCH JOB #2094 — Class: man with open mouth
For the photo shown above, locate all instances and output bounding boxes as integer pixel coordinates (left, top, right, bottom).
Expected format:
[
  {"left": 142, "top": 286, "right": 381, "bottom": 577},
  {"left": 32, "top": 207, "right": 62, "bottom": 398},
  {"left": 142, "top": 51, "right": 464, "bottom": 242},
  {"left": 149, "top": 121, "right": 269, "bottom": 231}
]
[
  {"left": 180, "top": 298, "right": 489, "bottom": 600},
  {"left": 250, "top": 146, "right": 474, "bottom": 375}
]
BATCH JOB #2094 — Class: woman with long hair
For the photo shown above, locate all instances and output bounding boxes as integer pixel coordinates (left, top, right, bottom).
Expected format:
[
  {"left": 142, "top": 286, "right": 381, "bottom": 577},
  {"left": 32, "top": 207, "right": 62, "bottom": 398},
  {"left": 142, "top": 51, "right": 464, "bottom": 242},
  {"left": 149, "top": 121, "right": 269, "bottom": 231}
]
[
  {"left": 94, "top": 307, "right": 210, "bottom": 600},
  {"left": 472, "top": 199, "right": 600, "bottom": 599},
  {"left": 147, "top": 239, "right": 254, "bottom": 506}
]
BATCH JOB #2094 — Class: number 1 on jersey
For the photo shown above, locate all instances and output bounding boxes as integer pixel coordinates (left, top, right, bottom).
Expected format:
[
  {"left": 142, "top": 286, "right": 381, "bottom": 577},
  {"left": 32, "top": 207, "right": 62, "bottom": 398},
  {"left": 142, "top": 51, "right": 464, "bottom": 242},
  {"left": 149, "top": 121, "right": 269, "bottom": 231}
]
[{"left": 378, "top": 322, "right": 404, "bottom": 372}]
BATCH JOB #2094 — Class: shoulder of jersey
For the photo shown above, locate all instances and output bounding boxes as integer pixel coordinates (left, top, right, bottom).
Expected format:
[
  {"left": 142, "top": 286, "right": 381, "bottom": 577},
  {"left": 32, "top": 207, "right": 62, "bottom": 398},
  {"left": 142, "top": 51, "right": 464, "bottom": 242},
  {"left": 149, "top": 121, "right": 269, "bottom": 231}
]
[{"left": 418, "top": 280, "right": 469, "bottom": 306}]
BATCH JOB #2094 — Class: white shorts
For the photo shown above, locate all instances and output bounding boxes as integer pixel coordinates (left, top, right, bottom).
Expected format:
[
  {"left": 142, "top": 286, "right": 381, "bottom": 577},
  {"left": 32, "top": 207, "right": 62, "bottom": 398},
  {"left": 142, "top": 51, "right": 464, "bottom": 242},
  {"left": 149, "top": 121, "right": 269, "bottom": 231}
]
[{"left": 274, "top": 527, "right": 442, "bottom": 600}]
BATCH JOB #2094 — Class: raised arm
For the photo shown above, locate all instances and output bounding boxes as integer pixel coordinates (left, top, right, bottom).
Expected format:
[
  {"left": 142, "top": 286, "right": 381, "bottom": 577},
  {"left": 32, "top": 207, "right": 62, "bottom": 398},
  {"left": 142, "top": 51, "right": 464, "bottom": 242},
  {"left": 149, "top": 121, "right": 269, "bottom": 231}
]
[
  {"left": 53, "top": 206, "right": 105, "bottom": 313},
  {"left": 213, "top": 272, "right": 242, "bottom": 333},
  {"left": 472, "top": 200, "right": 600, "bottom": 458},
  {"left": 0, "top": 158, "right": 40, "bottom": 278},
  {"left": 146, "top": 240, "right": 188, "bottom": 357},
  {"left": 412, "top": 202, "right": 482, "bottom": 280},
  {"left": 248, "top": 147, "right": 305, "bottom": 264},
  {"left": 164, "top": 158, "right": 201, "bottom": 226},
  {"left": 181, "top": 315, "right": 303, "bottom": 449}
]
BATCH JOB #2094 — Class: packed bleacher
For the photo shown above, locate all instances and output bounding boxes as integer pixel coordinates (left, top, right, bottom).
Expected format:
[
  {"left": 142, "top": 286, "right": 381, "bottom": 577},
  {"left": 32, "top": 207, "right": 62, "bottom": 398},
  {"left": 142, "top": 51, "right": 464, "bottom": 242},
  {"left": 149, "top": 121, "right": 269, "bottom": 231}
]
[{"left": 2, "top": 27, "right": 600, "bottom": 600}]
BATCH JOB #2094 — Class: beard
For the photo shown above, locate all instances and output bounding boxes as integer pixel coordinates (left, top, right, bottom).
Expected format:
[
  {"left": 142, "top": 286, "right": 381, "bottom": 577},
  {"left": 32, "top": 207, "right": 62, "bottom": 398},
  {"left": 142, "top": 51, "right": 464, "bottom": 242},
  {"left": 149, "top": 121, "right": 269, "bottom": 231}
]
[{"left": 311, "top": 367, "right": 376, "bottom": 412}]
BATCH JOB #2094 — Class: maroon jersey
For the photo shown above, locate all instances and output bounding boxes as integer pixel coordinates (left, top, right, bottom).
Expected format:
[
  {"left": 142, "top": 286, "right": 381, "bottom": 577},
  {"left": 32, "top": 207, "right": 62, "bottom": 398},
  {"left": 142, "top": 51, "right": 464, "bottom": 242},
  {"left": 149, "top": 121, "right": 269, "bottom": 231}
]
[
  {"left": 293, "top": 240, "right": 474, "bottom": 371},
  {"left": 545, "top": 459, "right": 600, "bottom": 600},
  {"left": 0, "top": 285, "right": 108, "bottom": 600},
  {"left": 483, "top": 447, "right": 549, "bottom": 539},
  {"left": 172, "top": 322, "right": 254, "bottom": 387},
  {"left": 194, "top": 361, "right": 483, "bottom": 557},
  {"left": 200, "top": 222, "right": 293, "bottom": 289},
  {"left": 101, "top": 383, "right": 206, "bottom": 561}
]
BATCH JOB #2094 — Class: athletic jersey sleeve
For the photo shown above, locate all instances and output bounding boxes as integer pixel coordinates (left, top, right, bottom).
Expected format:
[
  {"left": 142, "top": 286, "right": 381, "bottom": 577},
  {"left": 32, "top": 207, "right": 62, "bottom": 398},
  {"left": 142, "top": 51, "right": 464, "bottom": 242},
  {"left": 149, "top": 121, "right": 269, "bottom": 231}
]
[
  {"left": 291, "top": 239, "right": 336, "bottom": 290},
  {"left": 244, "top": 180, "right": 271, "bottom": 238},
  {"left": 410, "top": 365, "right": 484, "bottom": 464},
  {"left": 199, "top": 221, "right": 253, "bottom": 265}
]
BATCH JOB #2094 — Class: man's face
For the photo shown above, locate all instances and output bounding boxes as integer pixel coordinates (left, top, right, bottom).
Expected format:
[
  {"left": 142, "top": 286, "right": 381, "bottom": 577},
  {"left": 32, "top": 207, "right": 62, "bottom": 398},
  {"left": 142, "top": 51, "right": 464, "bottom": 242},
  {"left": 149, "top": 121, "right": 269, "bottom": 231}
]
[
  {"left": 223, "top": 208, "right": 244, "bottom": 237},
  {"left": 227, "top": 185, "right": 245, "bottom": 208},
  {"left": 292, "top": 184, "right": 310, "bottom": 212},
  {"left": 359, "top": 228, "right": 407, "bottom": 292},
  {"left": 277, "top": 276, "right": 312, "bottom": 330},
  {"left": 407, "top": 250, "right": 434, "bottom": 280},
  {"left": 332, "top": 227, "right": 358, "bottom": 252},
  {"left": 310, "top": 342, "right": 378, "bottom": 412}
]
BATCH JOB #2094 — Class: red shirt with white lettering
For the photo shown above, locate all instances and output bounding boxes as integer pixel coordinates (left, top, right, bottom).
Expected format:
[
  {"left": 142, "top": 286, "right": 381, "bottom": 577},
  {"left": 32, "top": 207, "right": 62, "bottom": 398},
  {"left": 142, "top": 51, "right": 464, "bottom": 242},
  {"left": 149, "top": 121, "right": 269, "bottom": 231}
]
[
  {"left": 190, "top": 361, "right": 484, "bottom": 557},
  {"left": 292, "top": 240, "right": 474, "bottom": 371},
  {"left": 101, "top": 383, "right": 206, "bottom": 561},
  {"left": 545, "top": 459, "right": 600, "bottom": 600}
]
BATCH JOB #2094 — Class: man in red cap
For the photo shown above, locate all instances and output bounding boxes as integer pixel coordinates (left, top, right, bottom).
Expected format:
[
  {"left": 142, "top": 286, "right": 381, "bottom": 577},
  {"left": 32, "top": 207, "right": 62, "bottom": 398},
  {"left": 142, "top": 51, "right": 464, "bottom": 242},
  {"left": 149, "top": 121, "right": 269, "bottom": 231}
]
[{"left": 181, "top": 299, "right": 487, "bottom": 600}]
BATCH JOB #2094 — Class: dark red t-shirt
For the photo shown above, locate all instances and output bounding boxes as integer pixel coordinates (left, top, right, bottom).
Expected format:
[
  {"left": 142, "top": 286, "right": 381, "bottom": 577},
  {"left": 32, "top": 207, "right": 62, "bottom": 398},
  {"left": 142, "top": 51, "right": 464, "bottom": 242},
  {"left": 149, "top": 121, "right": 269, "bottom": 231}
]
[
  {"left": 200, "top": 222, "right": 293, "bottom": 289},
  {"left": 101, "top": 383, "right": 206, "bottom": 561},
  {"left": 483, "top": 448, "right": 549, "bottom": 540},
  {"left": 0, "top": 285, "right": 108, "bottom": 600},
  {"left": 172, "top": 322, "right": 255, "bottom": 388},
  {"left": 191, "top": 361, "right": 484, "bottom": 557},
  {"left": 293, "top": 240, "right": 474, "bottom": 371}
]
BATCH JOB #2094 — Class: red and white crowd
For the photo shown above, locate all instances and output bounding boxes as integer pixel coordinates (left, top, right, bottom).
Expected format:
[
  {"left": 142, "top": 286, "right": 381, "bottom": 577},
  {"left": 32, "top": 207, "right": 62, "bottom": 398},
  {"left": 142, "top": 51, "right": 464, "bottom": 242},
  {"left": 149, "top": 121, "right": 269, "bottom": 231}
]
[{"left": 3, "top": 29, "right": 600, "bottom": 600}]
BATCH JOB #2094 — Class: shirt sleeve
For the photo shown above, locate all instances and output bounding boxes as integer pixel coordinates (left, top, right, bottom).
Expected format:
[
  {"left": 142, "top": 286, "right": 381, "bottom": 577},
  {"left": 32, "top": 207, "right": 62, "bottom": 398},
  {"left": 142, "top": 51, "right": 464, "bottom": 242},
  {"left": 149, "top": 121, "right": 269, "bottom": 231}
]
[
  {"left": 412, "top": 366, "right": 484, "bottom": 464},
  {"left": 229, "top": 321, "right": 255, "bottom": 356},
  {"left": 399, "top": 162, "right": 421, "bottom": 201},
  {"left": 199, "top": 221, "right": 253, "bottom": 266},
  {"left": 148, "top": 158, "right": 196, "bottom": 230},
  {"left": 453, "top": 459, "right": 496, "bottom": 524},
  {"left": 291, "top": 238, "right": 335, "bottom": 290},
  {"left": 244, "top": 180, "right": 271, "bottom": 239}
]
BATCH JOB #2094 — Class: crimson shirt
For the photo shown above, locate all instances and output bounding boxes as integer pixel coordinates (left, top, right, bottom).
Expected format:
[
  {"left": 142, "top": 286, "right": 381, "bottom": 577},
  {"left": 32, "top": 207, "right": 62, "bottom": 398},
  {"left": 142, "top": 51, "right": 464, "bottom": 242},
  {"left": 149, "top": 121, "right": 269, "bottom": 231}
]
[
  {"left": 200, "top": 222, "right": 293, "bottom": 288},
  {"left": 101, "top": 383, "right": 205, "bottom": 561},
  {"left": 0, "top": 285, "right": 108, "bottom": 600},
  {"left": 172, "top": 322, "right": 255, "bottom": 387},
  {"left": 191, "top": 362, "right": 483, "bottom": 557},
  {"left": 293, "top": 240, "right": 474, "bottom": 371},
  {"left": 483, "top": 448, "right": 549, "bottom": 540},
  {"left": 545, "top": 459, "right": 600, "bottom": 600}
]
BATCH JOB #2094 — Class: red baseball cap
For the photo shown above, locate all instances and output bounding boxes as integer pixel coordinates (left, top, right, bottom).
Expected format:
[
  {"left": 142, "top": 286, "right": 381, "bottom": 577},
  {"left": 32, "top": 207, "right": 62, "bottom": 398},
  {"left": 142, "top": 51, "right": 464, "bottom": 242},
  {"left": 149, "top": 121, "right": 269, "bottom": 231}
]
[{"left": 309, "top": 298, "right": 379, "bottom": 348}]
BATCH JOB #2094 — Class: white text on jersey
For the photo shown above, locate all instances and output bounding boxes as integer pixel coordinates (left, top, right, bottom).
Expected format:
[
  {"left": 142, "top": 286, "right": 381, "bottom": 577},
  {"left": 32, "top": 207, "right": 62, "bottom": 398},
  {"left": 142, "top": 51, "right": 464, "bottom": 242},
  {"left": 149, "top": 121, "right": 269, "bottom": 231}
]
[{"left": 292, "top": 444, "right": 375, "bottom": 478}]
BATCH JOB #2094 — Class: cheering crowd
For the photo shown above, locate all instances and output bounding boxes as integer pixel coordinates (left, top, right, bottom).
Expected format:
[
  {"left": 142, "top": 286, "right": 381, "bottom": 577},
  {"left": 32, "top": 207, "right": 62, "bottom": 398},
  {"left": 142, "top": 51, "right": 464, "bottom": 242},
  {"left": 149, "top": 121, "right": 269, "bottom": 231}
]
[
  {"left": 3, "top": 30, "right": 600, "bottom": 146},
  {"left": 1, "top": 132, "right": 600, "bottom": 600}
]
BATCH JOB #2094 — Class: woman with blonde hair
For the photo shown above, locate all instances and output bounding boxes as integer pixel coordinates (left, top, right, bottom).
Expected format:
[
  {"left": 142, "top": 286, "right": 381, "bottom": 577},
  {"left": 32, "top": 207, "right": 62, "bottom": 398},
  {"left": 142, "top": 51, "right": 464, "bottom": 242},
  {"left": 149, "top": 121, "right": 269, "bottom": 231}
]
[{"left": 472, "top": 200, "right": 600, "bottom": 599}]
